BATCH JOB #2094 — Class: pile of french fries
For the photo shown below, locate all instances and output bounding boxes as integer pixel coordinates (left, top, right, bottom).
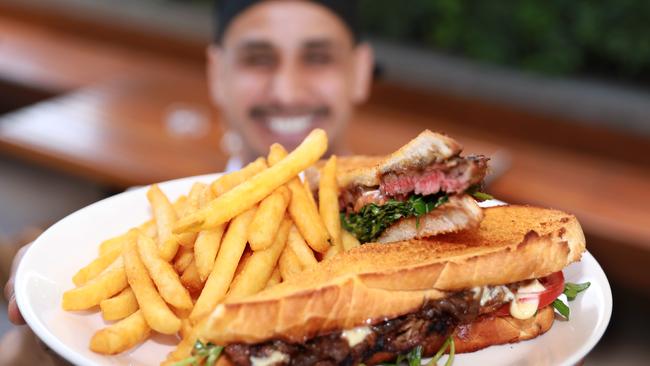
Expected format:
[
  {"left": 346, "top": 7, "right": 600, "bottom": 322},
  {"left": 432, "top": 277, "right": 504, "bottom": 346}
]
[{"left": 60, "top": 129, "right": 361, "bottom": 364}]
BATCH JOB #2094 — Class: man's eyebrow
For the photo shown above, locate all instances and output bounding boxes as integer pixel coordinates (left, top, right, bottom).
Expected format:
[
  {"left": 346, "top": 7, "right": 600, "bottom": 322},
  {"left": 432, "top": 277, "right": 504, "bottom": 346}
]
[
  {"left": 302, "top": 39, "right": 336, "bottom": 49},
  {"left": 236, "top": 40, "right": 274, "bottom": 52}
]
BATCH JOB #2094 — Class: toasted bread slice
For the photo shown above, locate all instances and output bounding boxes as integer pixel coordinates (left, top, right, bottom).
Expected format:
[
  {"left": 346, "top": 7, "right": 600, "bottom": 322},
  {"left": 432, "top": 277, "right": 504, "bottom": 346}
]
[
  {"left": 200, "top": 205, "right": 584, "bottom": 345},
  {"left": 451, "top": 305, "right": 555, "bottom": 354},
  {"left": 377, "top": 195, "right": 483, "bottom": 243},
  {"left": 337, "top": 130, "right": 462, "bottom": 189}
]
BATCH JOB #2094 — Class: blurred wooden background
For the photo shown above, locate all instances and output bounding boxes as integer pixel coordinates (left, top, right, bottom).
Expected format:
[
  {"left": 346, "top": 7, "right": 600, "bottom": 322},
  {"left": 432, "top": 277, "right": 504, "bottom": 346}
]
[{"left": 0, "top": 3, "right": 649, "bottom": 295}]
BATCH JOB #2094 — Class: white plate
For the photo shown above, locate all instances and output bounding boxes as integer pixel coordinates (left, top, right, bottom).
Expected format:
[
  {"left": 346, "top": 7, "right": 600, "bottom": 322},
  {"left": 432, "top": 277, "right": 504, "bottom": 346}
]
[{"left": 15, "top": 174, "right": 612, "bottom": 366}]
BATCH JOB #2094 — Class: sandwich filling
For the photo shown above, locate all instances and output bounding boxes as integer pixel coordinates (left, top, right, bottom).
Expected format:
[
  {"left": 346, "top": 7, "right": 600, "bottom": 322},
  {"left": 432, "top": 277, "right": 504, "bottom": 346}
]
[
  {"left": 223, "top": 282, "right": 519, "bottom": 366},
  {"left": 340, "top": 155, "right": 488, "bottom": 243}
]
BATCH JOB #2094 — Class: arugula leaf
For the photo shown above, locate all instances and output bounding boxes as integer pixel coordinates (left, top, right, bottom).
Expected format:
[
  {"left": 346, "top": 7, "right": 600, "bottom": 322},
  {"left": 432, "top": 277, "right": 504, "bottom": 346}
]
[
  {"left": 407, "top": 346, "right": 422, "bottom": 366},
  {"left": 171, "top": 341, "right": 223, "bottom": 366},
  {"left": 466, "top": 184, "right": 493, "bottom": 201},
  {"left": 443, "top": 337, "right": 455, "bottom": 366},
  {"left": 427, "top": 336, "right": 455, "bottom": 366},
  {"left": 551, "top": 281, "right": 590, "bottom": 320},
  {"left": 552, "top": 298, "right": 570, "bottom": 319},
  {"left": 341, "top": 194, "right": 448, "bottom": 243},
  {"left": 563, "top": 282, "right": 591, "bottom": 301}
]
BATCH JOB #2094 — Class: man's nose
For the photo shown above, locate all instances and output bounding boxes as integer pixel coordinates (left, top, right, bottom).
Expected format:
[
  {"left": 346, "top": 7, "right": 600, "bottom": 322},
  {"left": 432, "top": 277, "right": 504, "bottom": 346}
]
[{"left": 270, "top": 63, "right": 304, "bottom": 105}]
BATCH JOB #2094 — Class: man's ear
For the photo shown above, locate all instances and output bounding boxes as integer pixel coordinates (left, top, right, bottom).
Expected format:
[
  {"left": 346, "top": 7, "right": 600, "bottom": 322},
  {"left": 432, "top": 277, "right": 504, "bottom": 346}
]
[
  {"left": 352, "top": 42, "right": 374, "bottom": 104},
  {"left": 206, "top": 45, "right": 225, "bottom": 105}
]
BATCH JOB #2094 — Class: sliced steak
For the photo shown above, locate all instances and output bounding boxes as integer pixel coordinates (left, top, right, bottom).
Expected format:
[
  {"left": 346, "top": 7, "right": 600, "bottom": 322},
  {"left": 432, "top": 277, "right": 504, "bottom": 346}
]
[{"left": 380, "top": 155, "right": 488, "bottom": 197}]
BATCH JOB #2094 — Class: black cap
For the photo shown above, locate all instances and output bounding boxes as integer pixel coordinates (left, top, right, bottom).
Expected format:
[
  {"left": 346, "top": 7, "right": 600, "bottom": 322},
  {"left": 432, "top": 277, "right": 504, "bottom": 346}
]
[{"left": 215, "top": 0, "right": 360, "bottom": 43}]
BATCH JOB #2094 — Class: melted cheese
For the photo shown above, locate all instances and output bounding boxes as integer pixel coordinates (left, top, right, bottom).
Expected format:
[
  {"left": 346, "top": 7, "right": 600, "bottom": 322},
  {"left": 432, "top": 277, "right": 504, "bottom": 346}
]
[
  {"left": 341, "top": 326, "right": 372, "bottom": 347},
  {"left": 509, "top": 279, "right": 545, "bottom": 320},
  {"left": 250, "top": 351, "right": 289, "bottom": 366}
]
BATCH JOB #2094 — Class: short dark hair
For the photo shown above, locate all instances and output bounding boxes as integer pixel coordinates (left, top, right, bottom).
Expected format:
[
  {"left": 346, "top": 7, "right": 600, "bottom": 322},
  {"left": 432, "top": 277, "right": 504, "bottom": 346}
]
[{"left": 214, "top": 0, "right": 360, "bottom": 44}]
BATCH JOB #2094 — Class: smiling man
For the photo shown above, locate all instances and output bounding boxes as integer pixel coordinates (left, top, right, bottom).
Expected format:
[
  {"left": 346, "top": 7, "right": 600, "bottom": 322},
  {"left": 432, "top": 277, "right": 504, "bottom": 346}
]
[{"left": 210, "top": 0, "right": 374, "bottom": 170}]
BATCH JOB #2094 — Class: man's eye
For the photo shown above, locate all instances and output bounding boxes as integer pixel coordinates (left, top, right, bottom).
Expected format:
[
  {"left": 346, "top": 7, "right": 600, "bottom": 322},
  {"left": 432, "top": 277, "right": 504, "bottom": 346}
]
[
  {"left": 241, "top": 54, "right": 276, "bottom": 67},
  {"left": 304, "top": 52, "right": 333, "bottom": 65}
]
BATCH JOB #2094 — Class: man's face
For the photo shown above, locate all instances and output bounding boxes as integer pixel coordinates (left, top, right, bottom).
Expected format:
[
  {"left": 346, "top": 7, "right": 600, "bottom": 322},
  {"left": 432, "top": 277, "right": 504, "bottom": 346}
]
[{"left": 208, "top": 0, "right": 373, "bottom": 156}]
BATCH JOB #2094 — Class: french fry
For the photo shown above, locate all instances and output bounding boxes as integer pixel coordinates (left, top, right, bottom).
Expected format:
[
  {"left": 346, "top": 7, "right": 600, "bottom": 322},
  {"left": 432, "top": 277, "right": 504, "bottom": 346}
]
[
  {"left": 190, "top": 207, "right": 256, "bottom": 323},
  {"left": 265, "top": 267, "right": 282, "bottom": 289},
  {"left": 73, "top": 235, "right": 127, "bottom": 287},
  {"left": 211, "top": 157, "right": 268, "bottom": 197},
  {"left": 136, "top": 234, "right": 193, "bottom": 311},
  {"left": 234, "top": 248, "right": 253, "bottom": 278},
  {"left": 140, "top": 219, "right": 158, "bottom": 239},
  {"left": 175, "top": 129, "right": 327, "bottom": 233},
  {"left": 100, "top": 287, "right": 139, "bottom": 321},
  {"left": 324, "top": 245, "right": 341, "bottom": 260},
  {"left": 173, "top": 245, "right": 194, "bottom": 274},
  {"left": 97, "top": 232, "right": 131, "bottom": 258},
  {"left": 175, "top": 231, "right": 199, "bottom": 249},
  {"left": 303, "top": 179, "right": 318, "bottom": 211},
  {"left": 268, "top": 144, "right": 331, "bottom": 253},
  {"left": 227, "top": 218, "right": 291, "bottom": 300},
  {"left": 248, "top": 186, "right": 290, "bottom": 251},
  {"left": 278, "top": 245, "right": 304, "bottom": 281},
  {"left": 180, "top": 259, "right": 204, "bottom": 294},
  {"left": 173, "top": 195, "right": 190, "bottom": 218},
  {"left": 188, "top": 182, "right": 208, "bottom": 211},
  {"left": 62, "top": 257, "right": 127, "bottom": 311},
  {"left": 162, "top": 327, "right": 199, "bottom": 366},
  {"left": 195, "top": 185, "right": 226, "bottom": 281},
  {"left": 194, "top": 227, "right": 225, "bottom": 282},
  {"left": 286, "top": 224, "right": 318, "bottom": 268},
  {"left": 90, "top": 310, "right": 150, "bottom": 355},
  {"left": 148, "top": 184, "right": 182, "bottom": 261},
  {"left": 246, "top": 146, "right": 292, "bottom": 251},
  {"left": 288, "top": 180, "right": 331, "bottom": 253},
  {"left": 98, "top": 219, "right": 156, "bottom": 257},
  {"left": 319, "top": 155, "right": 343, "bottom": 251},
  {"left": 179, "top": 317, "right": 193, "bottom": 339},
  {"left": 148, "top": 184, "right": 177, "bottom": 245},
  {"left": 173, "top": 189, "right": 201, "bottom": 249},
  {"left": 341, "top": 229, "right": 361, "bottom": 251},
  {"left": 123, "top": 238, "right": 180, "bottom": 335},
  {"left": 159, "top": 237, "right": 180, "bottom": 262}
]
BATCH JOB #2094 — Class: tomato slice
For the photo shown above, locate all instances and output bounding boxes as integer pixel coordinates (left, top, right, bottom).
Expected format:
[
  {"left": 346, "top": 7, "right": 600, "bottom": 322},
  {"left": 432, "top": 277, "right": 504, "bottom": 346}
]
[{"left": 493, "top": 271, "right": 564, "bottom": 317}]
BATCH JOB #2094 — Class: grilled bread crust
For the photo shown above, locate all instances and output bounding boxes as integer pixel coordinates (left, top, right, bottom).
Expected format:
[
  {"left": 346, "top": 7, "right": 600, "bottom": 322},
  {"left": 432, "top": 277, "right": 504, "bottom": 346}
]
[
  {"left": 335, "top": 130, "right": 462, "bottom": 189},
  {"left": 200, "top": 205, "right": 584, "bottom": 345},
  {"left": 451, "top": 305, "right": 555, "bottom": 353}
]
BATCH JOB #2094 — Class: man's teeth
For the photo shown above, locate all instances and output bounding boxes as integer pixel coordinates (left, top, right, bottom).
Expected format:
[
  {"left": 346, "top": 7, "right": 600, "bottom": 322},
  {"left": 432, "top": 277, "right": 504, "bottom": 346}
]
[{"left": 268, "top": 116, "right": 311, "bottom": 134}]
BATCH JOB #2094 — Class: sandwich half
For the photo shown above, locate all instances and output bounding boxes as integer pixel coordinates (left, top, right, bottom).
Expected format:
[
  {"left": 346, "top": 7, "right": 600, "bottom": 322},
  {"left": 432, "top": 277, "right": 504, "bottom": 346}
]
[
  {"left": 198, "top": 205, "right": 586, "bottom": 365},
  {"left": 324, "top": 130, "right": 489, "bottom": 244}
]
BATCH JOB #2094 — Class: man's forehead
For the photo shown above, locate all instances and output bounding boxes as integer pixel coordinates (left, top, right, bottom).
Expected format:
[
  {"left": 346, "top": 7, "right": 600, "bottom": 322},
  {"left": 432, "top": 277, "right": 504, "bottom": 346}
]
[{"left": 222, "top": 1, "right": 353, "bottom": 51}]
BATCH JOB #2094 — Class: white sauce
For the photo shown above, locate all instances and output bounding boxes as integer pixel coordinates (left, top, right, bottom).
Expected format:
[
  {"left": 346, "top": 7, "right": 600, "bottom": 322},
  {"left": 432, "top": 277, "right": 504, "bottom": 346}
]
[
  {"left": 341, "top": 326, "right": 373, "bottom": 347},
  {"left": 250, "top": 351, "right": 289, "bottom": 366},
  {"left": 509, "top": 279, "right": 546, "bottom": 320}
]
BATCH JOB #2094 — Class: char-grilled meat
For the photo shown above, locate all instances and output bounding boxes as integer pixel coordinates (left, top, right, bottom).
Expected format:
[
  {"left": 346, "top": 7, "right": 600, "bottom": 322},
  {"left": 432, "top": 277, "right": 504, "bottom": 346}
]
[
  {"left": 224, "top": 285, "right": 512, "bottom": 366},
  {"left": 339, "top": 156, "right": 488, "bottom": 214}
]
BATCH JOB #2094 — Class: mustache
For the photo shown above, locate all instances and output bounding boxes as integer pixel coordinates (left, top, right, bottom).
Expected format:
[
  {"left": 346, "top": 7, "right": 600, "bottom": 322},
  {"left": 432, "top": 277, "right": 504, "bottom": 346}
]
[{"left": 249, "top": 105, "right": 330, "bottom": 119}]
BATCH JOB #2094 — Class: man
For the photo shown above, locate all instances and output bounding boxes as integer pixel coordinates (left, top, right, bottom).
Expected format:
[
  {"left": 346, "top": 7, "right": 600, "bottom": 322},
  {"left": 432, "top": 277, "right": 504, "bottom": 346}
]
[
  {"left": 212, "top": 0, "right": 373, "bottom": 170},
  {"left": 1, "top": 0, "right": 374, "bottom": 364}
]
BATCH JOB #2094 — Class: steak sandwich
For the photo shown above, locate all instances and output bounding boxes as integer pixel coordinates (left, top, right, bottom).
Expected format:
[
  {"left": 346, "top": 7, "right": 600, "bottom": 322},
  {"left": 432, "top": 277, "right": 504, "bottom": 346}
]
[
  {"left": 324, "top": 130, "right": 489, "bottom": 244},
  {"left": 197, "top": 205, "right": 587, "bottom": 366}
]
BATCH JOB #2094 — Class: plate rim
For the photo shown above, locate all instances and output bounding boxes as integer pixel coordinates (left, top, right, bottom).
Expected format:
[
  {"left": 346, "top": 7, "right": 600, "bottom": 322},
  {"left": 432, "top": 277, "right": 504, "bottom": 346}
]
[{"left": 15, "top": 173, "right": 613, "bottom": 366}]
